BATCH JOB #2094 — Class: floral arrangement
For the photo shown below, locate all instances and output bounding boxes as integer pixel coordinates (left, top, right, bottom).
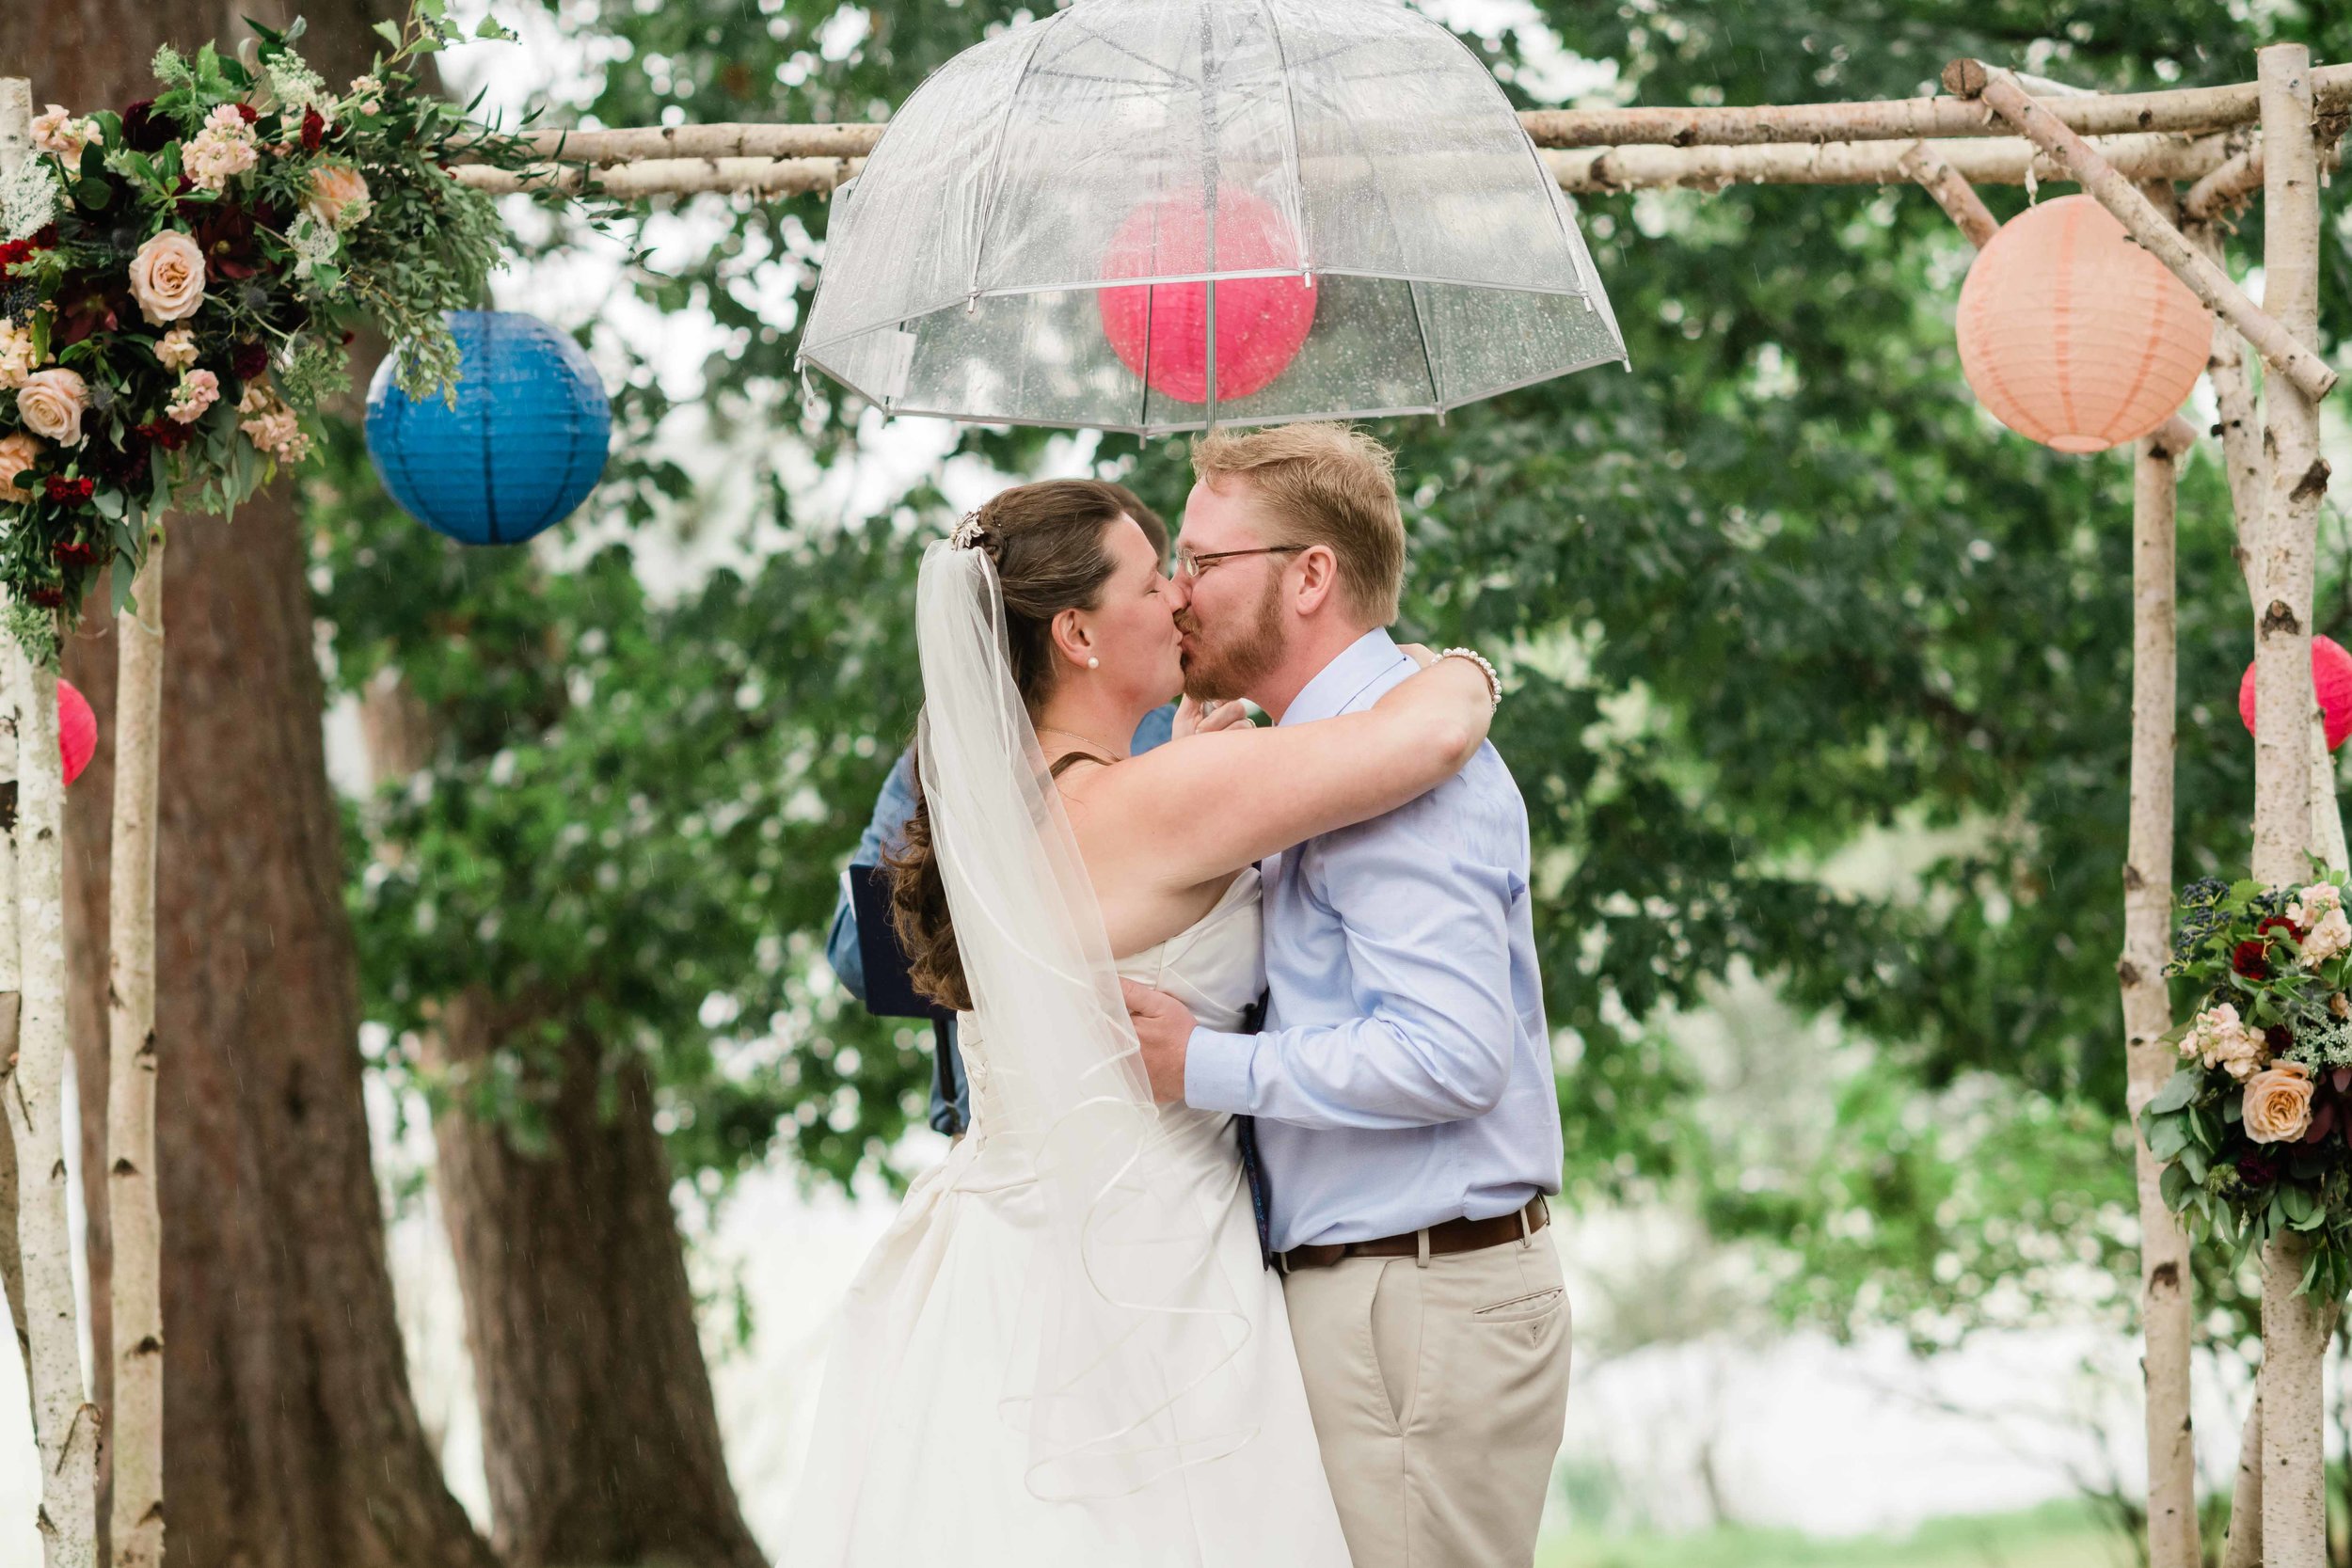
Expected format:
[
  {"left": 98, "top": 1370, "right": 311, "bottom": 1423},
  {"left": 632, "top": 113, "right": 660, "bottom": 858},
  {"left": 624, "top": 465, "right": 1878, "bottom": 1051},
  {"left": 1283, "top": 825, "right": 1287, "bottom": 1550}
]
[
  {"left": 2143, "top": 870, "right": 2352, "bottom": 1300},
  {"left": 0, "top": 3, "right": 551, "bottom": 659}
]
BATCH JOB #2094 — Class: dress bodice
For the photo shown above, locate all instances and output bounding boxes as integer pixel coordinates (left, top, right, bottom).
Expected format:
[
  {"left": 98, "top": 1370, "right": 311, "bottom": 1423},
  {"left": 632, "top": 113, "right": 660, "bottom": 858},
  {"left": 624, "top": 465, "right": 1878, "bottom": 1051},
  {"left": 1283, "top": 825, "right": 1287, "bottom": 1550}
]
[{"left": 960, "top": 870, "right": 1263, "bottom": 1136}]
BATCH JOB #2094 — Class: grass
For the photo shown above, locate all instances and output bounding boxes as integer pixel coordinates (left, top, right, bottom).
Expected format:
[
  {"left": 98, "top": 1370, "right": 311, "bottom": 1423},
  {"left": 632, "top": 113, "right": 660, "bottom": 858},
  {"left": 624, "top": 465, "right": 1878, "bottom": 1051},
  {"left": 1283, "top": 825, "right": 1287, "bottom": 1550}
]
[{"left": 1537, "top": 1498, "right": 2135, "bottom": 1568}]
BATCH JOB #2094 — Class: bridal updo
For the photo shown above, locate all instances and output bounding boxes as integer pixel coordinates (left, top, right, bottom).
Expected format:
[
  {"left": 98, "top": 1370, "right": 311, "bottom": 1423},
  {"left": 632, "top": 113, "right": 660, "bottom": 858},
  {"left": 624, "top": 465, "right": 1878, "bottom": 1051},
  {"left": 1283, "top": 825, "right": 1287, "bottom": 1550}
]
[{"left": 887, "top": 480, "right": 1168, "bottom": 1013}]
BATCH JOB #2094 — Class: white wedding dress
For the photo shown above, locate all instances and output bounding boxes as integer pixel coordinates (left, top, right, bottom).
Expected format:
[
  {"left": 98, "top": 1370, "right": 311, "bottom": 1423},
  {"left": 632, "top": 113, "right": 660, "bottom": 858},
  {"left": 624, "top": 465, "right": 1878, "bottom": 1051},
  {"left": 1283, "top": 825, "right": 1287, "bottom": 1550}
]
[{"left": 779, "top": 868, "right": 1353, "bottom": 1567}]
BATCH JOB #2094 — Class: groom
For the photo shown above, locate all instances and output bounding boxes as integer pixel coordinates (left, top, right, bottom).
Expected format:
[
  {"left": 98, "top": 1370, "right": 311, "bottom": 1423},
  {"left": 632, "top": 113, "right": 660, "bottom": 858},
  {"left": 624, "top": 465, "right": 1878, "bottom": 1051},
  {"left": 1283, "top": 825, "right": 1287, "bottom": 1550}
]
[{"left": 1122, "top": 423, "right": 1569, "bottom": 1568}]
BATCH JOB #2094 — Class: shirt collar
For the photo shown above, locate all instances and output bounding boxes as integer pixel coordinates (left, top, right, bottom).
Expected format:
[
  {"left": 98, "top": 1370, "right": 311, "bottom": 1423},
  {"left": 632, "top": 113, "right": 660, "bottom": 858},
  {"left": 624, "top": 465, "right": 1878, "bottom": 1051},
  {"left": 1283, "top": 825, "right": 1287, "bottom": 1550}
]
[{"left": 1279, "top": 628, "right": 1406, "bottom": 727}]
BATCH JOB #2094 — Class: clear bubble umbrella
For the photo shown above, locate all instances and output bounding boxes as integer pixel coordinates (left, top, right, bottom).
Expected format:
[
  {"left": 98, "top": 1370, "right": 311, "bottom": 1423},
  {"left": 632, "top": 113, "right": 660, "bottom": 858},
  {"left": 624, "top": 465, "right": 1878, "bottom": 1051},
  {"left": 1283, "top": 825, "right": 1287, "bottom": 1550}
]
[{"left": 798, "top": 0, "right": 1627, "bottom": 435}]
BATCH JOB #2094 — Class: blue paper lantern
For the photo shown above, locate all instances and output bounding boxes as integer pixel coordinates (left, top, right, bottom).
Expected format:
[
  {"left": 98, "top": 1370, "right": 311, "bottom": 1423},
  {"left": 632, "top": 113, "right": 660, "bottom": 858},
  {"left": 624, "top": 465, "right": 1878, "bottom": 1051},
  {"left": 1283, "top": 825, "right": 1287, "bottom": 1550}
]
[{"left": 365, "top": 310, "right": 612, "bottom": 546}]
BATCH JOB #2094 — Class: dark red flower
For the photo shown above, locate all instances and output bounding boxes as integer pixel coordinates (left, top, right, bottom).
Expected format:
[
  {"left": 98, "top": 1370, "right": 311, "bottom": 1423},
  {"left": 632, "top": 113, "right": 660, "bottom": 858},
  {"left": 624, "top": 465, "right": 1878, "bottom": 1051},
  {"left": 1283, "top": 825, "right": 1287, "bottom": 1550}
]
[
  {"left": 27, "top": 587, "right": 66, "bottom": 610},
  {"left": 119, "top": 101, "right": 173, "bottom": 154},
  {"left": 30, "top": 226, "right": 56, "bottom": 251},
  {"left": 51, "top": 542, "right": 97, "bottom": 567},
  {"left": 189, "top": 204, "right": 265, "bottom": 283},
  {"left": 84, "top": 425, "right": 151, "bottom": 488},
  {"left": 2238, "top": 1153, "right": 2280, "bottom": 1187},
  {"left": 2260, "top": 915, "right": 2306, "bottom": 942},
  {"left": 300, "top": 108, "right": 326, "bottom": 152},
  {"left": 135, "top": 420, "right": 192, "bottom": 452},
  {"left": 0, "top": 239, "right": 30, "bottom": 268},
  {"left": 235, "top": 103, "right": 259, "bottom": 125},
  {"left": 52, "top": 275, "right": 132, "bottom": 346},
  {"left": 2233, "top": 940, "right": 2272, "bottom": 979},
  {"left": 231, "top": 340, "right": 269, "bottom": 381},
  {"left": 42, "top": 476, "right": 94, "bottom": 505}
]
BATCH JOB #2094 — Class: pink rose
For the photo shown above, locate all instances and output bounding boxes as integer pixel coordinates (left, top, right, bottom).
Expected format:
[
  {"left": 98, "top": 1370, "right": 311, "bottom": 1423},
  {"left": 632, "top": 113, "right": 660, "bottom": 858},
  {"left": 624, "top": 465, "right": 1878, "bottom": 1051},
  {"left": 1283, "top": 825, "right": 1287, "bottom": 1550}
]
[
  {"left": 0, "top": 432, "right": 41, "bottom": 500},
  {"left": 2245, "top": 1061, "right": 2318, "bottom": 1145},
  {"left": 127, "top": 230, "right": 207, "bottom": 325},
  {"left": 305, "top": 166, "right": 373, "bottom": 230},
  {"left": 14, "top": 368, "right": 88, "bottom": 447}
]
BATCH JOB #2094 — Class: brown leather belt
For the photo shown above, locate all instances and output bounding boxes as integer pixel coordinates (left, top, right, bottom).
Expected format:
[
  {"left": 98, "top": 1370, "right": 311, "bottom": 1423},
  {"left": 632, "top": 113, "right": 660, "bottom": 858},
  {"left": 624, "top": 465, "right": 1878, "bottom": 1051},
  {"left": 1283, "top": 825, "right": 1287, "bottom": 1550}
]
[{"left": 1275, "top": 1196, "right": 1549, "bottom": 1274}]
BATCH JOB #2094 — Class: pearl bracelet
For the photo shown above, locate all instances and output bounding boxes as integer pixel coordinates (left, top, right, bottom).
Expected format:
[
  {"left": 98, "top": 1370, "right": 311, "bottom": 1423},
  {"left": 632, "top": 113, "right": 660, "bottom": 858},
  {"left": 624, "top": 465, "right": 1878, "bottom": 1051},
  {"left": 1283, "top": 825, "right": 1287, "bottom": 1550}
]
[{"left": 1438, "top": 647, "right": 1502, "bottom": 709}]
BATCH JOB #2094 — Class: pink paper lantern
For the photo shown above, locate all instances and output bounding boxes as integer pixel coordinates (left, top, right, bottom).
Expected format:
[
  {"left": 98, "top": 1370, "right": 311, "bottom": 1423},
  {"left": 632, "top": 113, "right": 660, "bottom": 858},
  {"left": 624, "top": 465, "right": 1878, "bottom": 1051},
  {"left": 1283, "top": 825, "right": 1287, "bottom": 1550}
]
[
  {"left": 58, "top": 678, "right": 95, "bottom": 786},
  {"left": 1955, "top": 195, "right": 2213, "bottom": 454},
  {"left": 1099, "top": 189, "right": 1317, "bottom": 404},
  {"left": 2238, "top": 635, "right": 2352, "bottom": 752}
]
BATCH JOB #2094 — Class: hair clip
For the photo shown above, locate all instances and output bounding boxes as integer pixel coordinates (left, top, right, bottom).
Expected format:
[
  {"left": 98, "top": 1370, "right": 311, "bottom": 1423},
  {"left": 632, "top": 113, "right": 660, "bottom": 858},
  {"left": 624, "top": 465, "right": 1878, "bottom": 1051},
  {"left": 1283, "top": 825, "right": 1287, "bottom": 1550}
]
[{"left": 950, "top": 512, "right": 990, "bottom": 550}]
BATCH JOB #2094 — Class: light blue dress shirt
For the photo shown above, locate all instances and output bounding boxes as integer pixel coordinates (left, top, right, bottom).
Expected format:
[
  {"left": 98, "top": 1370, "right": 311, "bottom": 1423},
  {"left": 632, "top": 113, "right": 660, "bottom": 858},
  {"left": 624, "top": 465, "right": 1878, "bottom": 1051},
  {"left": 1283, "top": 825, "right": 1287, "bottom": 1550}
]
[{"left": 1184, "top": 630, "right": 1563, "bottom": 1251}]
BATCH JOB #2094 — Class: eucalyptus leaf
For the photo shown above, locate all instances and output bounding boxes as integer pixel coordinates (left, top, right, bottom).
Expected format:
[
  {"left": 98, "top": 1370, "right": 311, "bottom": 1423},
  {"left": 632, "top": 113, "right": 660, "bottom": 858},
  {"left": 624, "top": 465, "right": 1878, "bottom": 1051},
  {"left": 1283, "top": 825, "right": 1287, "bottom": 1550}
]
[{"left": 2147, "top": 1068, "right": 2203, "bottom": 1116}]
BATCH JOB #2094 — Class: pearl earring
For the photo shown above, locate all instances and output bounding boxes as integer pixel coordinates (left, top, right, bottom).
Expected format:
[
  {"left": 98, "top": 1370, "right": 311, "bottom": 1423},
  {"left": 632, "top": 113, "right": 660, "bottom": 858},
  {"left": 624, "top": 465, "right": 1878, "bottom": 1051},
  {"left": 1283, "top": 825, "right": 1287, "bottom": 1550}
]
[{"left": 1087, "top": 657, "right": 1101, "bottom": 670}]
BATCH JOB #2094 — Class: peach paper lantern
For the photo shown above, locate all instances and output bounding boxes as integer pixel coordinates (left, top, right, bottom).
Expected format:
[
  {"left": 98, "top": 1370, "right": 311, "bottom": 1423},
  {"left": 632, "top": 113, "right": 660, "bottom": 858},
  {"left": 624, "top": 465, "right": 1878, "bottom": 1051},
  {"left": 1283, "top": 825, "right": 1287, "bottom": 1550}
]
[{"left": 1955, "top": 194, "right": 2213, "bottom": 454}]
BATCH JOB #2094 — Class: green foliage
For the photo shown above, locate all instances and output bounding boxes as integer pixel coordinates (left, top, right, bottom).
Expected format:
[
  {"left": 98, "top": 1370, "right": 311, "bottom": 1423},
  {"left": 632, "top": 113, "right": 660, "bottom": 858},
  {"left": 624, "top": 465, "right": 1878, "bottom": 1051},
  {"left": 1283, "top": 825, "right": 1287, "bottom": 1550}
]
[
  {"left": 317, "top": 0, "right": 2352, "bottom": 1346},
  {"left": 0, "top": 1, "right": 581, "bottom": 659},
  {"left": 2140, "top": 871, "right": 2352, "bottom": 1301}
]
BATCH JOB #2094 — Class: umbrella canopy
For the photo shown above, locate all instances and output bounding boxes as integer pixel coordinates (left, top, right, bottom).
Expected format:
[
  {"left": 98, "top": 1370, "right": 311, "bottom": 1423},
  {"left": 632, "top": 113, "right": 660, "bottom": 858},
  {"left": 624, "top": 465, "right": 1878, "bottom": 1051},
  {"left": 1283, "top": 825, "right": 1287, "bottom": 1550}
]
[{"left": 799, "top": 0, "right": 1626, "bottom": 435}]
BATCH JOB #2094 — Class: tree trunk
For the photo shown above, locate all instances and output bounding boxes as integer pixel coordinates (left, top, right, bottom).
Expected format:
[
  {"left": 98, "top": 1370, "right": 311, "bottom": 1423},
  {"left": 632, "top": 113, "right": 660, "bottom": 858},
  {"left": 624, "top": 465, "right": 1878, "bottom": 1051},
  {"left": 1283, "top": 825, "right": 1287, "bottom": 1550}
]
[
  {"left": 360, "top": 664, "right": 764, "bottom": 1568},
  {"left": 0, "top": 7, "right": 501, "bottom": 1566},
  {"left": 2253, "top": 42, "right": 2331, "bottom": 1568},
  {"left": 2123, "top": 427, "right": 2196, "bottom": 1568},
  {"left": 432, "top": 1003, "right": 768, "bottom": 1568}
]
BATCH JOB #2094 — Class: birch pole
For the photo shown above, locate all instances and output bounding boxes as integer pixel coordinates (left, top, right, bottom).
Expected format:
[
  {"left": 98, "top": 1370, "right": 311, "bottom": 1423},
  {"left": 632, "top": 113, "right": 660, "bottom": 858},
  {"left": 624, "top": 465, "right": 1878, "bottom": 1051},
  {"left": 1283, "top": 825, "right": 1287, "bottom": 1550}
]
[
  {"left": 106, "top": 540, "right": 165, "bottom": 1568},
  {"left": 2191, "top": 209, "right": 2277, "bottom": 1568},
  {"left": 2250, "top": 43, "right": 2333, "bottom": 1568},
  {"left": 0, "top": 601, "right": 22, "bottom": 1394},
  {"left": 2, "top": 74, "right": 101, "bottom": 1568},
  {"left": 2123, "top": 419, "right": 2198, "bottom": 1568},
  {"left": 1904, "top": 152, "right": 2203, "bottom": 1562}
]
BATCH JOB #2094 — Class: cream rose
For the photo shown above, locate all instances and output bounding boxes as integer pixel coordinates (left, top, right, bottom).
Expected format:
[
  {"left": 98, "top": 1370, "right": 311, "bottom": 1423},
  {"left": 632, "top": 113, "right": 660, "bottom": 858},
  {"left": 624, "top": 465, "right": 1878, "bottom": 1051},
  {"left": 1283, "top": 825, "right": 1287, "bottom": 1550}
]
[
  {"left": 0, "top": 433, "right": 40, "bottom": 500},
  {"left": 2245, "top": 1061, "right": 2319, "bottom": 1144},
  {"left": 128, "top": 230, "right": 207, "bottom": 325},
  {"left": 14, "top": 368, "right": 87, "bottom": 447},
  {"left": 306, "top": 166, "right": 372, "bottom": 230}
]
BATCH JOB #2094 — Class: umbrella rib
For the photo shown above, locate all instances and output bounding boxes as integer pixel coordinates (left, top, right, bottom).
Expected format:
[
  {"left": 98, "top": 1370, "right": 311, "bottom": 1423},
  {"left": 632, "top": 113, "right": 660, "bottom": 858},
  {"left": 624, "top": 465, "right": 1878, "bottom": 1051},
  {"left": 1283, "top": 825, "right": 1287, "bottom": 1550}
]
[
  {"left": 1044, "top": 17, "right": 1189, "bottom": 89},
  {"left": 1252, "top": 0, "right": 1312, "bottom": 271},
  {"left": 1406, "top": 279, "right": 1444, "bottom": 410},
  {"left": 966, "top": 6, "right": 1076, "bottom": 303},
  {"left": 1429, "top": 14, "right": 1590, "bottom": 286}
]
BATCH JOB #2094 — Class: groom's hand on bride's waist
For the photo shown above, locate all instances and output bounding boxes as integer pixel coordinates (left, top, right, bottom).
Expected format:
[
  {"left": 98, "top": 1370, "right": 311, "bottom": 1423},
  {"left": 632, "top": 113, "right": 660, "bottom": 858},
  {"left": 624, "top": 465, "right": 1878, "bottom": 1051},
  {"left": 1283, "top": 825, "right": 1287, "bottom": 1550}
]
[{"left": 1121, "top": 978, "right": 1196, "bottom": 1103}]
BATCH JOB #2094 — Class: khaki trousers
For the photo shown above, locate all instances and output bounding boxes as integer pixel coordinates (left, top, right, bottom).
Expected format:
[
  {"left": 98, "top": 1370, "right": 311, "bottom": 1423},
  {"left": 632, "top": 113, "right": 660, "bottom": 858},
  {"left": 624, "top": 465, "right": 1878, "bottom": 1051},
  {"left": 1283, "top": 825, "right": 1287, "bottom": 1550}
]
[{"left": 1280, "top": 1231, "right": 1570, "bottom": 1568}]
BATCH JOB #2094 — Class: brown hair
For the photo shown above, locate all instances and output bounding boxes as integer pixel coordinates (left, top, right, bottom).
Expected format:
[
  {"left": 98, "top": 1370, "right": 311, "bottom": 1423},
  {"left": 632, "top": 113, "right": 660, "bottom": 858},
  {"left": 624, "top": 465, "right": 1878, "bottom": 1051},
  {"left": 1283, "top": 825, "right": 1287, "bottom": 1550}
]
[
  {"left": 1189, "top": 422, "right": 1406, "bottom": 626},
  {"left": 885, "top": 478, "right": 1147, "bottom": 1012}
]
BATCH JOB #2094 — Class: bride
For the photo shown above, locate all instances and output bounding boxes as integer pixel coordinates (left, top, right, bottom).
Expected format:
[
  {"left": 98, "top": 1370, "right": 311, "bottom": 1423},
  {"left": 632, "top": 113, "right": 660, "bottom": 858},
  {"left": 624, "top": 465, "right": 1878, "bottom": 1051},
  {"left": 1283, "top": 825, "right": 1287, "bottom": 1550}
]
[{"left": 780, "top": 477, "right": 1496, "bottom": 1566}]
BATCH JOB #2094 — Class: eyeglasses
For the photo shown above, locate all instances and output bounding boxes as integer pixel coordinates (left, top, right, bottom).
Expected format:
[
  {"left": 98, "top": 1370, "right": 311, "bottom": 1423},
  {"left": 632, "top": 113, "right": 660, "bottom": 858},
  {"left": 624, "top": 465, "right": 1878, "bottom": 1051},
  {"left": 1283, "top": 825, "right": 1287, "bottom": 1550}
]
[{"left": 1174, "top": 546, "right": 1304, "bottom": 581}]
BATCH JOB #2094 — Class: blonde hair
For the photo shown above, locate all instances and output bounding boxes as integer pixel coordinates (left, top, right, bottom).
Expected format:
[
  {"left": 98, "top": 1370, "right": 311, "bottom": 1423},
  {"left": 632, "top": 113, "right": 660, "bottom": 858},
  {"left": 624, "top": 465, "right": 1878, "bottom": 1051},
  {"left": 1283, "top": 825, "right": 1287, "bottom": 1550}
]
[{"left": 1189, "top": 422, "right": 1406, "bottom": 626}]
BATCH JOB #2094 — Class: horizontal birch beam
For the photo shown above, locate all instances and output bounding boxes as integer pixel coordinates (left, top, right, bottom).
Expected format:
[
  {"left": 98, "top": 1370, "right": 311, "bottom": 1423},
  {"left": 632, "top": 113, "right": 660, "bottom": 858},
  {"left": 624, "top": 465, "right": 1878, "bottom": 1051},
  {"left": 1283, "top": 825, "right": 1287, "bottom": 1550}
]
[
  {"left": 1947, "top": 59, "right": 2339, "bottom": 404},
  {"left": 453, "top": 155, "right": 862, "bottom": 198},
  {"left": 486, "top": 66, "right": 2350, "bottom": 166},
  {"left": 452, "top": 130, "right": 2235, "bottom": 201},
  {"left": 2183, "top": 111, "right": 2350, "bottom": 222},
  {"left": 1545, "top": 130, "right": 2232, "bottom": 192}
]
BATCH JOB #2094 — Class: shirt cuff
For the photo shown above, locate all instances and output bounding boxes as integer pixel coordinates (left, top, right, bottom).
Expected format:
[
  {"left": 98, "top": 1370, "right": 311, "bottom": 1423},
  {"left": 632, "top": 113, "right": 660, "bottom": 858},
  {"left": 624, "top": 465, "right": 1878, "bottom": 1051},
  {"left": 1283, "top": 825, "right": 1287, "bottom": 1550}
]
[{"left": 1184, "top": 1027, "right": 1258, "bottom": 1114}]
